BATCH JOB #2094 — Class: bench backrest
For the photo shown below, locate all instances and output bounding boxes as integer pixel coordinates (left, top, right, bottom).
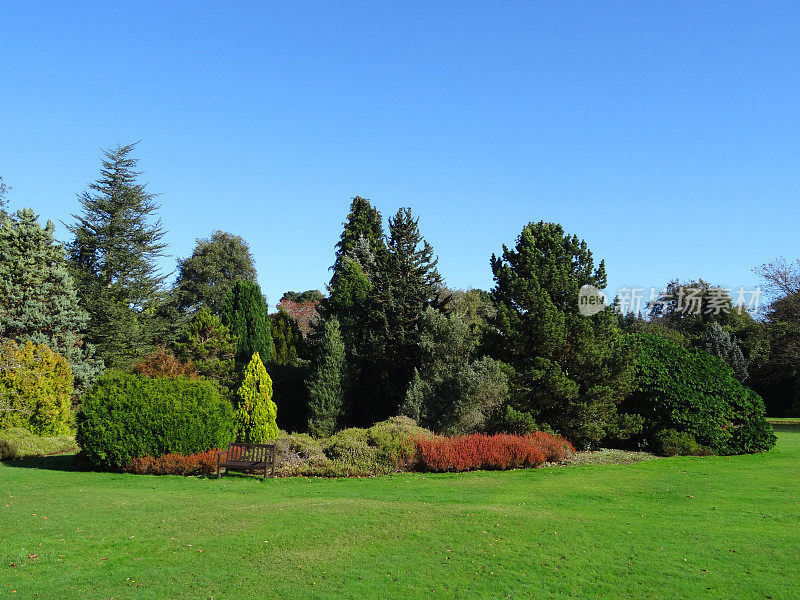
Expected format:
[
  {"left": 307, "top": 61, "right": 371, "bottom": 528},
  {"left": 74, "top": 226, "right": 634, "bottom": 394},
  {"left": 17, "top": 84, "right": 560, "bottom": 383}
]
[{"left": 227, "top": 442, "right": 274, "bottom": 463}]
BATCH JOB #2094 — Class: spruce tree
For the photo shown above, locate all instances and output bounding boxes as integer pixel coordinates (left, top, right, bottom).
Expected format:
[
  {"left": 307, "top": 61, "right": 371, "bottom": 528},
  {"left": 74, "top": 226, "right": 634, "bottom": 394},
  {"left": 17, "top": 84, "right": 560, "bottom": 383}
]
[
  {"left": 66, "top": 143, "right": 168, "bottom": 369},
  {"left": 486, "top": 221, "right": 639, "bottom": 447},
  {"left": 307, "top": 316, "right": 346, "bottom": 437},
  {"left": 233, "top": 352, "right": 279, "bottom": 442},
  {"left": 222, "top": 280, "right": 273, "bottom": 368},
  {"left": 0, "top": 209, "right": 103, "bottom": 395},
  {"left": 703, "top": 322, "right": 749, "bottom": 381},
  {"left": 175, "top": 230, "right": 257, "bottom": 315},
  {"left": 364, "top": 207, "right": 449, "bottom": 422}
]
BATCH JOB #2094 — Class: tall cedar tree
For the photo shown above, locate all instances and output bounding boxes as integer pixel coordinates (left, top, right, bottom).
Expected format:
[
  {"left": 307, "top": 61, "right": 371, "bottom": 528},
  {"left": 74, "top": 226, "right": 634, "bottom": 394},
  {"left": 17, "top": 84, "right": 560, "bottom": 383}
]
[
  {"left": 0, "top": 209, "right": 103, "bottom": 395},
  {"left": 271, "top": 308, "right": 303, "bottom": 366},
  {"left": 66, "top": 143, "right": 168, "bottom": 369},
  {"left": 487, "top": 221, "right": 639, "bottom": 447},
  {"left": 306, "top": 316, "right": 346, "bottom": 437},
  {"left": 175, "top": 230, "right": 257, "bottom": 315},
  {"left": 222, "top": 280, "right": 273, "bottom": 369}
]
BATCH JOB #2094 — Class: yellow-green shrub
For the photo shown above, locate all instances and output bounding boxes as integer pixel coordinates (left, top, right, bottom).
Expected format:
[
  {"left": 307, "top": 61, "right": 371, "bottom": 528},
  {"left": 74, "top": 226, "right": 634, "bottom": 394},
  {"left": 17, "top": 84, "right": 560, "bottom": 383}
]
[
  {"left": 0, "top": 340, "right": 73, "bottom": 436},
  {"left": 234, "top": 352, "right": 279, "bottom": 442}
]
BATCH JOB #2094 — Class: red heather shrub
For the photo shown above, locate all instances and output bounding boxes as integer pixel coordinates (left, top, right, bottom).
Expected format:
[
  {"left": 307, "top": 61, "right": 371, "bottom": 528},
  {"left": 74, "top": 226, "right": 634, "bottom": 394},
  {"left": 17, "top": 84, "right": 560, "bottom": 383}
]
[
  {"left": 124, "top": 449, "right": 221, "bottom": 476},
  {"left": 414, "top": 432, "right": 575, "bottom": 473}
]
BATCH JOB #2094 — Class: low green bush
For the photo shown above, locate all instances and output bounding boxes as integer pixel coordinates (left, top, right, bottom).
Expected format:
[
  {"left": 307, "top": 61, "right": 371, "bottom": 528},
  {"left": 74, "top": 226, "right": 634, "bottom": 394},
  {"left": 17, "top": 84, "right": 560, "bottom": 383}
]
[
  {"left": 0, "top": 428, "right": 77, "bottom": 460},
  {"left": 650, "top": 429, "right": 715, "bottom": 457},
  {"left": 77, "top": 371, "right": 234, "bottom": 470},
  {"left": 623, "top": 334, "right": 776, "bottom": 455}
]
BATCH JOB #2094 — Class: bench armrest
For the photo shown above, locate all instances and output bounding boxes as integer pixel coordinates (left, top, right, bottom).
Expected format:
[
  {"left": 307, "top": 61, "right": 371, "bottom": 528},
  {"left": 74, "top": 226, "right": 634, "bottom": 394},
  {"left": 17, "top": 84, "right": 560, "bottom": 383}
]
[{"left": 217, "top": 450, "right": 228, "bottom": 461}]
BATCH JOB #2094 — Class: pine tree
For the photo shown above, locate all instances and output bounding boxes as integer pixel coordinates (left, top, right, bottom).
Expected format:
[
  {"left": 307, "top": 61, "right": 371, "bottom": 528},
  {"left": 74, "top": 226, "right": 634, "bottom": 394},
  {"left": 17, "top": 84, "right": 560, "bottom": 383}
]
[
  {"left": 233, "top": 352, "right": 278, "bottom": 442},
  {"left": 486, "top": 221, "right": 639, "bottom": 447},
  {"left": 270, "top": 308, "right": 302, "bottom": 366},
  {"left": 175, "top": 230, "right": 257, "bottom": 315},
  {"left": 222, "top": 280, "right": 273, "bottom": 368},
  {"left": 66, "top": 143, "right": 168, "bottom": 369},
  {"left": 172, "top": 307, "right": 238, "bottom": 392},
  {"left": 0, "top": 209, "right": 103, "bottom": 395},
  {"left": 307, "top": 316, "right": 346, "bottom": 437}
]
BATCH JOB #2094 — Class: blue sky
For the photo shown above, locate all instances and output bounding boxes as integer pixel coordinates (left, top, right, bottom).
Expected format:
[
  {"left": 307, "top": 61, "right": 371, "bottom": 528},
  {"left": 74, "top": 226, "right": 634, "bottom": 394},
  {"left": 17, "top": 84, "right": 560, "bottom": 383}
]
[{"left": 1, "top": 2, "right": 798, "bottom": 309}]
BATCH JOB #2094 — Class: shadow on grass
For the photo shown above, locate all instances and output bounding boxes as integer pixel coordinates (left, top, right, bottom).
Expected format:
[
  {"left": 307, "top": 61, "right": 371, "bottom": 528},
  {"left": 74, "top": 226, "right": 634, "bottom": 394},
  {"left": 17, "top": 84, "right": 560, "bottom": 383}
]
[{"left": 1, "top": 452, "right": 101, "bottom": 473}]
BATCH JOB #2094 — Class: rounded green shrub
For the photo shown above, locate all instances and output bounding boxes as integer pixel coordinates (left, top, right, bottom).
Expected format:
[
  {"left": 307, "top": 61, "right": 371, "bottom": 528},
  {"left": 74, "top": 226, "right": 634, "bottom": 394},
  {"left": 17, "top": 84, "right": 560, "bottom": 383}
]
[
  {"left": 623, "top": 334, "right": 776, "bottom": 455},
  {"left": 651, "top": 429, "right": 714, "bottom": 457},
  {"left": 0, "top": 340, "right": 73, "bottom": 436},
  {"left": 76, "top": 371, "right": 233, "bottom": 469}
]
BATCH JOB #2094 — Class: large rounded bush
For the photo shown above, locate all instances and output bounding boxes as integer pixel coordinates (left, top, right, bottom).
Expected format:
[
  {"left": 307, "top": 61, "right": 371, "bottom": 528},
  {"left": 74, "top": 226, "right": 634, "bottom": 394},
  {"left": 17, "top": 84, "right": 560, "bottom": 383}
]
[
  {"left": 76, "top": 371, "right": 233, "bottom": 469},
  {"left": 622, "top": 334, "right": 776, "bottom": 455}
]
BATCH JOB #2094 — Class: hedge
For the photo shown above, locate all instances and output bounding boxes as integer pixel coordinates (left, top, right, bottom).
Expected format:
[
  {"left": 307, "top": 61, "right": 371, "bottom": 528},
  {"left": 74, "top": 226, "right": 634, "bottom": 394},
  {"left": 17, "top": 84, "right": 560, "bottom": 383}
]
[{"left": 76, "top": 371, "right": 233, "bottom": 469}]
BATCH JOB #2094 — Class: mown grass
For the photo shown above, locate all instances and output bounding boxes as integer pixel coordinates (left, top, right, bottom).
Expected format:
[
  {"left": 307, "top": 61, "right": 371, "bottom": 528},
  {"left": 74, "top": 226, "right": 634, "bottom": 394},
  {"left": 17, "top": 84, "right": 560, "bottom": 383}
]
[{"left": 1, "top": 426, "right": 798, "bottom": 599}]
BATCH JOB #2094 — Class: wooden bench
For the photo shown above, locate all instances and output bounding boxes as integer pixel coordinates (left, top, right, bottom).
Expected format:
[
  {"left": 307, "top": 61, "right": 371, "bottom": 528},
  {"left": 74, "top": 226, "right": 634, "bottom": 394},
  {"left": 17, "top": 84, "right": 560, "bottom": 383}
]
[{"left": 217, "top": 442, "right": 276, "bottom": 479}]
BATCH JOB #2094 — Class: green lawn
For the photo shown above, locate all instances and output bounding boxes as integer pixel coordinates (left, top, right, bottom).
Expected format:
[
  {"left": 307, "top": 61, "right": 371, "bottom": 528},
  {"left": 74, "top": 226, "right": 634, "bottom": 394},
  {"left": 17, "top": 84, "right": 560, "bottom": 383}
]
[{"left": 2, "top": 428, "right": 799, "bottom": 600}]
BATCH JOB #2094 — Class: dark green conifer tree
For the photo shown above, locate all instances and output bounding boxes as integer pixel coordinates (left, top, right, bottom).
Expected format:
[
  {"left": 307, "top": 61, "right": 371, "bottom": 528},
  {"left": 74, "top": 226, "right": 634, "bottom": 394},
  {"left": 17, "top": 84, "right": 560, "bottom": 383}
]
[
  {"left": 271, "top": 308, "right": 302, "bottom": 366},
  {"left": 307, "top": 316, "right": 346, "bottom": 437},
  {"left": 222, "top": 280, "right": 273, "bottom": 369}
]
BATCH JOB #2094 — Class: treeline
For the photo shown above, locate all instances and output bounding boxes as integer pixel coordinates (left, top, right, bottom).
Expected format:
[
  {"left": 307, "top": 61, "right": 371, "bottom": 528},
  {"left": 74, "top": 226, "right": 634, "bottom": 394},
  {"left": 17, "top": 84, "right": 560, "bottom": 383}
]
[{"left": 0, "top": 144, "right": 794, "bottom": 454}]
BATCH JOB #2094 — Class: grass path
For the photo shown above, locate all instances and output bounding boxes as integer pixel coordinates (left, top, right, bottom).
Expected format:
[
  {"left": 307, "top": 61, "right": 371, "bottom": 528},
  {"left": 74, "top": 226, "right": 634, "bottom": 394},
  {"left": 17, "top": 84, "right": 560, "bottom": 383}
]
[{"left": 2, "top": 427, "right": 799, "bottom": 599}]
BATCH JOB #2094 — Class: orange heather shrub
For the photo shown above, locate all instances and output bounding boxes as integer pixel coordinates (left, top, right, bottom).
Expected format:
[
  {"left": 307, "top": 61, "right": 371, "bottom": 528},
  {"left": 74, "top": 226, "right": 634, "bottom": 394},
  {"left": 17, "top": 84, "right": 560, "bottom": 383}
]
[
  {"left": 132, "top": 348, "right": 198, "bottom": 379},
  {"left": 414, "top": 432, "right": 574, "bottom": 472}
]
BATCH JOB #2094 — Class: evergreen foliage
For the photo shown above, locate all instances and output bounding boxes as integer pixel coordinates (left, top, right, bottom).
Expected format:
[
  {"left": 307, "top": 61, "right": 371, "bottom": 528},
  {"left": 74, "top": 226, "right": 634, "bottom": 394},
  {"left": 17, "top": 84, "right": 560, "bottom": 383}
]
[
  {"left": 271, "top": 308, "right": 303, "bottom": 366},
  {"left": 222, "top": 280, "right": 273, "bottom": 368},
  {"left": 66, "top": 143, "right": 169, "bottom": 369},
  {"left": 330, "top": 196, "right": 385, "bottom": 287},
  {"left": 307, "top": 316, "right": 346, "bottom": 437},
  {"left": 172, "top": 307, "right": 237, "bottom": 391},
  {"left": 358, "top": 208, "right": 450, "bottom": 423},
  {"left": 281, "top": 290, "right": 324, "bottom": 304},
  {"left": 486, "top": 221, "right": 640, "bottom": 447},
  {"left": 0, "top": 209, "right": 102, "bottom": 395},
  {"left": 703, "top": 322, "right": 749, "bottom": 381},
  {"left": 77, "top": 371, "right": 233, "bottom": 469},
  {"left": 233, "top": 352, "right": 279, "bottom": 443},
  {"left": 622, "top": 333, "right": 776, "bottom": 455},
  {"left": 175, "top": 230, "right": 257, "bottom": 315},
  {"left": 0, "top": 340, "right": 73, "bottom": 436},
  {"left": 400, "top": 308, "right": 510, "bottom": 434}
]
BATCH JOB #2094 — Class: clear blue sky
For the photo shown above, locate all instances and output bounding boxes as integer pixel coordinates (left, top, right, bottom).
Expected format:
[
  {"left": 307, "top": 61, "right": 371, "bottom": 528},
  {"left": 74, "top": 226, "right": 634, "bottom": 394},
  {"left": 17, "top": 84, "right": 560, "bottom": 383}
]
[{"left": 1, "top": 2, "right": 798, "bottom": 309}]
